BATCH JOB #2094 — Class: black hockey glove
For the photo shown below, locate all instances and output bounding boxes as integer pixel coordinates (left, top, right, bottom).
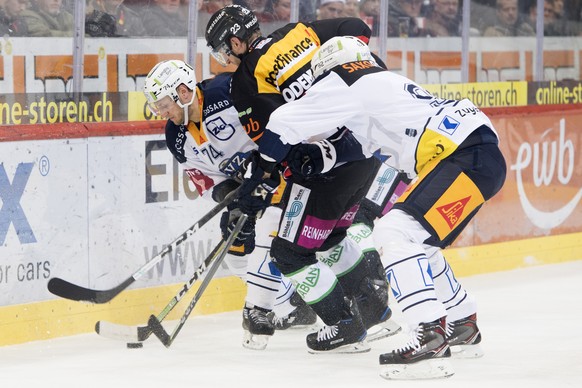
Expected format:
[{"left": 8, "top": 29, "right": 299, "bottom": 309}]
[
  {"left": 211, "top": 179, "right": 240, "bottom": 203},
  {"left": 235, "top": 151, "right": 280, "bottom": 217},
  {"left": 220, "top": 206, "right": 256, "bottom": 255},
  {"left": 287, "top": 140, "right": 337, "bottom": 177}
]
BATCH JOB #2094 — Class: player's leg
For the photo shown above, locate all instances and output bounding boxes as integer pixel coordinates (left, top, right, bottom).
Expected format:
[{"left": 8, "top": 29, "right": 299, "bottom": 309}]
[
  {"left": 375, "top": 139, "right": 506, "bottom": 379},
  {"left": 270, "top": 276, "right": 318, "bottom": 330},
  {"left": 426, "top": 248, "right": 483, "bottom": 358},
  {"left": 269, "top": 159, "right": 383, "bottom": 353},
  {"left": 271, "top": 236, "right": 369, "bottom": 354},
  {"left": 318, "top": 233, "right": 401, "bottom": 341},
  {"left": 374, "top": 209, "right": 453, "bottom": 379},
  {"left": 224, "top": 206, "right": 281, "bottom": 350},
  {"left": 346, "top": 163, "right": 411, "bottom": 340}
]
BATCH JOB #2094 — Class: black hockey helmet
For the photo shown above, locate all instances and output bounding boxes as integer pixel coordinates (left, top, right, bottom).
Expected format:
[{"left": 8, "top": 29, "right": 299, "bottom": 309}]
[{"left": 205, "top": 5, "right": 259, "bottom": 65}]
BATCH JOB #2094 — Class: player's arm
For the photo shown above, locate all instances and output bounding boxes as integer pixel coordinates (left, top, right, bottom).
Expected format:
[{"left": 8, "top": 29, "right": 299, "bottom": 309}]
[
  {"left": 310, "top": 17, "right": 372, "bottom": 45},
  {"left": 234, "top": 90, "right": 285, "bottom": 144},
  {"left": 165, "top": 120, "right": 239, "bottom": 202}
]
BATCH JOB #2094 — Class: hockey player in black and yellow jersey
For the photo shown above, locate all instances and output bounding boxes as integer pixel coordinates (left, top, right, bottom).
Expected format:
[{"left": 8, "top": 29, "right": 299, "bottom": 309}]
[
  {"left": 205, "top": 5, "right": 401, "bottom": 353},
  {"left": 205, "top": 4, "right": 372, "bottom": 142}
]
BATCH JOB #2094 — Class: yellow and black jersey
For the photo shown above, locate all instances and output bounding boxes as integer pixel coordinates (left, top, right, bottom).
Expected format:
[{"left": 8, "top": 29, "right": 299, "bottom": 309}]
[{"left": 231, "top": 17, "right": 371, "bottom": 145}]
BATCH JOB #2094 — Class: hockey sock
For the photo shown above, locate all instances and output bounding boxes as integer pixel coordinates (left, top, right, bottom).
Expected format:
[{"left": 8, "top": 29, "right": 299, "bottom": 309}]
[
  {"left": 287, "top": 261, "right": 345, "bottom": 325},
  {"left": 428, "top": 250, "right": 477, "bottom": 322}
]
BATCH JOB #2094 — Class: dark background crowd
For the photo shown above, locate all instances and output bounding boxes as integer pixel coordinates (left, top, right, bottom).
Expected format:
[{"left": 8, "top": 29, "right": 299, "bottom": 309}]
[{"left": 1, "top": 0, "right": 582, "bottom": 38}]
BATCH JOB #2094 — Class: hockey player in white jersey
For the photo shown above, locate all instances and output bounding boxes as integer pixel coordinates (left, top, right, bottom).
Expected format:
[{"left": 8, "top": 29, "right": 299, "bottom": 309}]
[
  {"left": 143, "top": 60, "right": 316, "bottom": 350},
  {"left": 245, "top": 37, "right": 506, "bottom": 378}
]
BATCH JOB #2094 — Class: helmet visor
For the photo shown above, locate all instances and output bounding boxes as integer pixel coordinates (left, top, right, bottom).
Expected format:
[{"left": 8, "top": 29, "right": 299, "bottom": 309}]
[
  {"left": 147, "top": 95, "right": 174, "bottom": 117},
  {"left": 209, "top": 41, "right": 232, "bottom": 67}
]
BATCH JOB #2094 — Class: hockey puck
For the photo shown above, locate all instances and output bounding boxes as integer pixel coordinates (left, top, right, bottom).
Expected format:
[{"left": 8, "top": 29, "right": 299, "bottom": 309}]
[{"left": 127, "top": 342, "right": 143, "bottom": 349}]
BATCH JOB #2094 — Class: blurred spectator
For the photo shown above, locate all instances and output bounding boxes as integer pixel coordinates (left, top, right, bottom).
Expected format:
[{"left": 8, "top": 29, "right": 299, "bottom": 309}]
[
  {"left": 97, "top": 0, "right": 147, "bottom": 36},
  {"left": 245, "top": 0, "right": 267, "bottom": 13},
  {"left": 199, "top": 0, "right": 232, "bottom": 35},
  {"left": 299, "top": 0, "right": 316, "bottom": 21},
  {"left": 564, "top": 0, "right": 582, "bottom": 22},
  {"left": 142, "top": 0, "right": 188, "bottom": 36},
  {"left": 424, "top": 0, "right": 461, "bottom": 36},
  {"left": 470, "top": 0, "right": 497, "bottom": 33},
  {"left": 359, "top": 0, "right": 379, "bottom": 34},
  {"left": 86, "top": 0, "right": 117, "bottom": 36},
  {"left": 202, "top": 0, "right": 231, "bottom": 14},
  {"left": 525, "top": 0, "right": 581, "bottom": 36},
  {"left": 388, "top": 0, "right": 426, "bottom": 37},
  {"left": 316, "top": 0, "right": 345, "bottom": 20},
  {"left": 341, "top": 0, "right": 359, "bottom": 17},
  {"left": 552, "top": 0, "right": 564, "bottom": 19},
  {"left": 259, "top": 0, "right": 290, "bottom": 33},
  {"left": 20, "top": 0, "right": 74, "bottom": 37},
  {"left": 482, "top": 0, "right": 534, "bottom": 36},
  {"left": 0, "top": 0, "right": 29, "bottom": 36},
  {"left": 262, "top": 0, "right": 290, "bottom": 22}
]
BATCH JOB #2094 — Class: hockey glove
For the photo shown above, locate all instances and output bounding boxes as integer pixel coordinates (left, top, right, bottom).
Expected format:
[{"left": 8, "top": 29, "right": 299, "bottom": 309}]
[
  {"left": 220, "top": 207, "right": 256, "bottom": 255},
  {"left": 287, "top": 140, "right": 337, "bottom": 177},
  {"left": 235, "top": 151, "right": 280, "bottom": 217}
]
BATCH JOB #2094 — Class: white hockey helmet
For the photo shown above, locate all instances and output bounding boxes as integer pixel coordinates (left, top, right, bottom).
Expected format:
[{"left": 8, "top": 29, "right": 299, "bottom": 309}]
[
  {"left": 310, "top": 36, "right": 377, "bottom": 80},
  {"left": 143, "top": 60, "right": 197, "bottom": 120}
]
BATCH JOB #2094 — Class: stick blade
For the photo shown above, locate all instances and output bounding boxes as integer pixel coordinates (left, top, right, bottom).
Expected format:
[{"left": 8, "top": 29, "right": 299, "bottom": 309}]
[
  {"left": 47, "top": 277, "right": 133, "bottom": 303},
  {"left": 47, "top": 277, "right": 101, "bottom": 303},
  {"left": 95, "top": 321, "right": 140, "bottom": 342},
  {"left": 147, "top": 315, "right": 172, "bottom": 347}
]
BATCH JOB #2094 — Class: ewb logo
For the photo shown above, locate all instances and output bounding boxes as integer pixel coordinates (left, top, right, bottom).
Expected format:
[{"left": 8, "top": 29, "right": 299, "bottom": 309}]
[{"left": 0, "top": 162, "right": 36, "bottom": 244}]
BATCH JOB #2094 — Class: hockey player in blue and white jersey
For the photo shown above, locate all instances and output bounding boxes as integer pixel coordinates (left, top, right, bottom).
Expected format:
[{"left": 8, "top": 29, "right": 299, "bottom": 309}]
[
  {"left": 143, "top": 60, "right": 316, "bottom": 350},
  {"left": 234, "top": 37, "right": 506, "bottom": 378}
]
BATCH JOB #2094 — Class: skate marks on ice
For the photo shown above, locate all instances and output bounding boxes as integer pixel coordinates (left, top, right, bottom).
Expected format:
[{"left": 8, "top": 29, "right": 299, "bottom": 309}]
[{"left": 1, "top": 260, "right": 581, "bottom": 388}]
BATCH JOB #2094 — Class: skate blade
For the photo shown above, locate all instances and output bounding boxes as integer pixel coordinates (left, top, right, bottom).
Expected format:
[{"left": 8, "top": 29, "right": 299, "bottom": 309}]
[
  {"left": 451, "top": 343, "right": 484, "bottom": 359},
  {"left": 380, "top": 358, "right": 455, "bottom": 380},
  {"left": 308, "top": 340, "right": 371, "bottom": 355},
  {"left": 242, "top": 331, "right": 270, "bottom": 351},
  {"left": 366, "top": 320, "right": 402, "bottom": 342},
  {"left": 287, "top": 321, "right": 320, "bottom": 331}
]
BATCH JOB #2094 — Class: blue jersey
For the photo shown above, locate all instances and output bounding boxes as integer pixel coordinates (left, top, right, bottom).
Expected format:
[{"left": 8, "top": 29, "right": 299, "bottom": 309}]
[{"left": 165, "top": 72, "right": 256, "bottom": 199}]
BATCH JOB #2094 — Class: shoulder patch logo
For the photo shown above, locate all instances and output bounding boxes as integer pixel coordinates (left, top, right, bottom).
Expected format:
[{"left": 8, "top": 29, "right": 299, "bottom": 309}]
[{"left": 438, "top": 115, "right": 460, "bottom": 135}]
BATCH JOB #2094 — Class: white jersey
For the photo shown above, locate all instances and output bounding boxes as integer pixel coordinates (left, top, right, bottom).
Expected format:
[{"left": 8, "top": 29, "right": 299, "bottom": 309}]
[
  {"left": 266, "top": 62, "right": 497, "bottom": 178},
  {"left": 165, "top": 73, "right": 257, "bottom": 199}
]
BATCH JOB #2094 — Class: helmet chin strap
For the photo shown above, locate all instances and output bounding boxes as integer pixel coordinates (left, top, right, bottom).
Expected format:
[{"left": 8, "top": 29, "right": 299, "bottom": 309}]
[
  {"left": 182, "top": 106, "right": 189, "bottom": 126},
  {"left": 178, "top": 92, "right": 197, "bottom": 126}
]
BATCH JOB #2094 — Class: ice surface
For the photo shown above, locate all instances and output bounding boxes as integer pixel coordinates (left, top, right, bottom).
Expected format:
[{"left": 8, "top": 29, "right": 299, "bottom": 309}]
[{"left": 2, "top": 260, "right": 581, "bottom": 388}]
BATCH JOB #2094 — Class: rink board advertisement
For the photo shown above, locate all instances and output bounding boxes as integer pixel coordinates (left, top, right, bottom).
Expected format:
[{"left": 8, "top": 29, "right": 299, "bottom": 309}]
[
  {"left": 0, "top": 105, "right": 581, "bottom": 346},
  {"left": 0, "top": 134, "right": 224, "bottom": 307},
  {"left": 453, "top": 106, "right": 582, "bottom": 248}
]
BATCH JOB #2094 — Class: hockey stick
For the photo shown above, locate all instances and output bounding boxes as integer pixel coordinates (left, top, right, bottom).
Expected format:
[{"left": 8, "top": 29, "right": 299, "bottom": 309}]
[
  {"left": 148, "top": 214, "right": 248, "bottom": 348},
  {"left": 95, "top": 238, "right": 227, "bottom": 342},
  {"left": 47, "top": 189, "right": 238, "bottom": 303}
]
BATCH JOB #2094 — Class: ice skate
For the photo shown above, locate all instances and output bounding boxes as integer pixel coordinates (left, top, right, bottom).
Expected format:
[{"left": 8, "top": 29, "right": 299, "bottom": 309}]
[
  {"left": 446, "top": 313, "right": 484, "bottom": 358},
  {"left": 365, "top": 305, "right": 402, "bottom": 342},
  {"left": 242, "top": 304, "right": 274, "bottom": 350},
  {"left": 356, "top": 276, "right": 401, "bottom": 342},
  {"left": 379, "top": 317, "right": 454, "bottom": 380},
  {"left": 306, "top": 300, "right": 370, "bottom": 354},
  {"left": 269, "top": 292, "right": 318, "bottom": 330}
]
